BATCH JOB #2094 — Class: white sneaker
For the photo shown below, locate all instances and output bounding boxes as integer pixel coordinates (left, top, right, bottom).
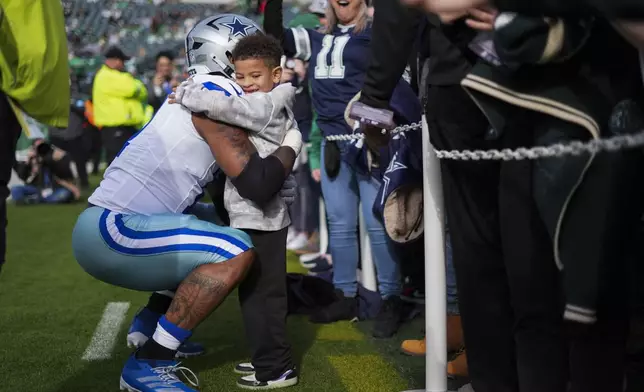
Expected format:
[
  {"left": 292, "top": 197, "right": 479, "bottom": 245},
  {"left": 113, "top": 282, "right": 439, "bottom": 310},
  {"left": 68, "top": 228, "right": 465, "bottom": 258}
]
[
  {"left": 234, "top": 362, "right": 255, "bottom": 375},
  {"left": 237, "top": 368, "right": 298, "bottom": 390},
  {"left": 287, "top": 233, "right": 308, "bottom": 251}
]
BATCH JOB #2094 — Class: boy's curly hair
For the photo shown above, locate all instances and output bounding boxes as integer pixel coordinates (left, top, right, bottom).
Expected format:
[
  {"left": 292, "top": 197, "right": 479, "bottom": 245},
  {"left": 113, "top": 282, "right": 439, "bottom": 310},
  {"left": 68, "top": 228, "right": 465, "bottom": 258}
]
[{"left": 231, "top": 33, "right": 284, "bottom": 69}]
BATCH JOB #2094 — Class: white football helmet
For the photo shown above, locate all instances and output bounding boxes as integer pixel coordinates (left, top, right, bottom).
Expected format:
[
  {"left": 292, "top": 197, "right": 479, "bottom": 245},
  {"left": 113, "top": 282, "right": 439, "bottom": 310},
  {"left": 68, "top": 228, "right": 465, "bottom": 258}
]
[{"left": 186, "top": 14, "right": 262, "bottom": 79}]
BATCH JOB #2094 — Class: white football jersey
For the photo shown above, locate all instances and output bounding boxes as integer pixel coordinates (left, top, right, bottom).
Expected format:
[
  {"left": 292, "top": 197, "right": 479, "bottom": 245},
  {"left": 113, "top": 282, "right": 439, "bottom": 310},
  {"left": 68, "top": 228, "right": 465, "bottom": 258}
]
[{"left": 89, "top": 74, "right": 242, "bottom": 215}]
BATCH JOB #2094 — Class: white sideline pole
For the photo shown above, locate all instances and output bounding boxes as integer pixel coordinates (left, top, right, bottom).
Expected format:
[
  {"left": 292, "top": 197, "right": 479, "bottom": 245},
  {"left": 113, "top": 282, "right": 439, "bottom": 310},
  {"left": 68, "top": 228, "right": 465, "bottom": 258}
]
[
  {"left": 403, "top": 115, "right": 447, "bottom": 392},
  {"left": 358, "top": 204, "right": 377, "bottom": 292},
  {"left": 319, "top": 197, "right": 328, "bottom": 254}
]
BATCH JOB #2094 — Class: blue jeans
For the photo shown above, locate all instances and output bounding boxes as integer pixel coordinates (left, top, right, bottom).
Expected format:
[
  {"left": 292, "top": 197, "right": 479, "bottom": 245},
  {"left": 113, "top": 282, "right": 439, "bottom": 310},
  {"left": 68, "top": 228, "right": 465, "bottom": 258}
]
[
  {"left": 320, "top": 141, "right": 401, "bottom": 298},
  {"left": 10, "top": 185, "right": 73, "bottom": 204}
]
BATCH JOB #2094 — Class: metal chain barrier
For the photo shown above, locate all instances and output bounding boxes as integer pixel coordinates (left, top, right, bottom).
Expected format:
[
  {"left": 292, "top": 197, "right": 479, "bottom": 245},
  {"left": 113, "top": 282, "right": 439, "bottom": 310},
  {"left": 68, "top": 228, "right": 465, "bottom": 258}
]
[{"left": 326, "top": 122, "right": 644, "bottom": 161}]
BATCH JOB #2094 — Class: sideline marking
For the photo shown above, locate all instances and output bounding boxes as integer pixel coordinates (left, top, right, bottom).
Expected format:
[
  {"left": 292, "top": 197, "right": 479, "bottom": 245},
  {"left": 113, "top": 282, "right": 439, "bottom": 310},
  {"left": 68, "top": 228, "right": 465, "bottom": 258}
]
[{"left": 82, "top": 302, "right": 130, "bottom": 361}]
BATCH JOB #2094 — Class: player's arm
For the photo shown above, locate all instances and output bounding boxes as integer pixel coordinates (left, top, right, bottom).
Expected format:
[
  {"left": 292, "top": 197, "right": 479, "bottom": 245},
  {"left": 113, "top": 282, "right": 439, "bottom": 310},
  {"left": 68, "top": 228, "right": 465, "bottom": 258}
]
[{"left": 192, "top": 114, "right": 301, "bottom": 208}]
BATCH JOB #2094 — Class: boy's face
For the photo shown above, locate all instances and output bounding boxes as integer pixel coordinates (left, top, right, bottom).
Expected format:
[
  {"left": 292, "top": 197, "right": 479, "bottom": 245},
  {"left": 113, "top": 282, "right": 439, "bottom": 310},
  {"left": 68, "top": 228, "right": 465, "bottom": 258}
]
[{"left": 234, "top": 58, "right": 282, "bottom": 94}]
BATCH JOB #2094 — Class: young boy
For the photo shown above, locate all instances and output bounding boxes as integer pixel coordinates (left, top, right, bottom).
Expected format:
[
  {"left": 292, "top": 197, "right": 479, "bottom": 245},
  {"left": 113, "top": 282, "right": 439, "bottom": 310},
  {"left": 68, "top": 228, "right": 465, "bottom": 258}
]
[{"left": 171, "top": 33, "right": 299, "bottom": 389}]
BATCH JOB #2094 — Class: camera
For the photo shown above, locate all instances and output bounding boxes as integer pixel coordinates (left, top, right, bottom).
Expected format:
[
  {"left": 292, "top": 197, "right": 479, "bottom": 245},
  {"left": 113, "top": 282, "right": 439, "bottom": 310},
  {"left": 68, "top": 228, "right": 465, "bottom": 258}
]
[{"left": 35, "top": 141, "right": 53, "bottom": 158}]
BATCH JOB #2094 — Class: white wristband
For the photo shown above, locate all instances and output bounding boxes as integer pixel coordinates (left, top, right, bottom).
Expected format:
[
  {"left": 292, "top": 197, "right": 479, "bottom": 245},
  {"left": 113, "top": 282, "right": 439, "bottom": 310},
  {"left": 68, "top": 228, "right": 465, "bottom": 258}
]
[{"left": 282, "top": 128, "right": 303, "bottom": 157}]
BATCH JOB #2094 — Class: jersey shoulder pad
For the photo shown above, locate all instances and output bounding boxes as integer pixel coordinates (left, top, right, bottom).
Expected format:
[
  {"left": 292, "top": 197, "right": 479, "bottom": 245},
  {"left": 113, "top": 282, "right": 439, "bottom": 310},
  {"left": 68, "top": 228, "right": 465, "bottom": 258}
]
[{"left": 190, "top": 74, "right": 244, "bottom": 97}]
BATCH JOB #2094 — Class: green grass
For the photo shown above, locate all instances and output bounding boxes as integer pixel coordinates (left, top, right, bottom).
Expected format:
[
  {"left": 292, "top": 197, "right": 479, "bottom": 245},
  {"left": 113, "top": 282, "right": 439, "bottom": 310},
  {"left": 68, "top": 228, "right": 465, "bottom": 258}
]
[{"left": 0, "top": 180, "right": 426, "bottom": 392}]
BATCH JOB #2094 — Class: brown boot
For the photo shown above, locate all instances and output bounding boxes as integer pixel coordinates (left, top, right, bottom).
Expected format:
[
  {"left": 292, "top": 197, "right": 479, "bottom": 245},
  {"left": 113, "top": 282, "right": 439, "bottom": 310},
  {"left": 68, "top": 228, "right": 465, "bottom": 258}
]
[
  {"left": 447, "top": 350, "right": 468, "bottom": 377},
  {"left": 401, "top": 336, "right": 426, "bottom": 356},
  {"left": 446, "top": 315, "right": 464, "bottom": 352},
  {"left": 400, "top": 315, "right": 465, "bottom": 356}
]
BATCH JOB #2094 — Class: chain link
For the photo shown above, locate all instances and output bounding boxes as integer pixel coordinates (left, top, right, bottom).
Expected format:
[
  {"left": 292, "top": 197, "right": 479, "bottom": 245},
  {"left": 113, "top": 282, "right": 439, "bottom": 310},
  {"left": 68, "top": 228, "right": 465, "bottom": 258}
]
[{"left": 325, "top": 122, "right": 644, "bottom": 161}]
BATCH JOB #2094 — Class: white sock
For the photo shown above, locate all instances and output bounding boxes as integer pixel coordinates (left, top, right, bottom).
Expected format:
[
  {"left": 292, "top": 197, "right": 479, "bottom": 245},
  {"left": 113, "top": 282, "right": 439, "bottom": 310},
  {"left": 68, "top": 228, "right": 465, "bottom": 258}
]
[{"left": 152, "top": 323, "right": 181, "bottom": 350}]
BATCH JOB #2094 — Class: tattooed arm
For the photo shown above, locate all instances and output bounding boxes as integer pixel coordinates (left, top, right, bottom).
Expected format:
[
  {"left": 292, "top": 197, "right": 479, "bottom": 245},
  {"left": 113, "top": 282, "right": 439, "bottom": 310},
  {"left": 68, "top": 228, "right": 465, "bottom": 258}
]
[
  {"left": 192, "top": 114, "right": 255, "bottom": 177},
  {"left": 192, "top": 114, "right": 299, "bottom": 206}
]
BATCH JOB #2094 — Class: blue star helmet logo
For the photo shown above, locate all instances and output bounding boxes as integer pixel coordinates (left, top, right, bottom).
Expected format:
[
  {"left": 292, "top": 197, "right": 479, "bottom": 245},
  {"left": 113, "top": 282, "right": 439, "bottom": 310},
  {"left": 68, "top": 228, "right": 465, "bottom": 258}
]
[{"left": 223, "top": 17, "right": 252, "bottom": 38}]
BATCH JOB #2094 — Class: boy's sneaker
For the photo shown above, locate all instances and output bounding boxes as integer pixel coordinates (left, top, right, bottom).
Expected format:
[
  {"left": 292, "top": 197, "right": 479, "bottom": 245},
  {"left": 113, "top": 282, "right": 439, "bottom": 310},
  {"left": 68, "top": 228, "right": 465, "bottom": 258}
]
[
  {"left": 237, "top": 368, "right": 298, "bottom": 390},
  {"left": 119, "top": 354, "right": 199, "bottom": 392},
  {"left": 126, "top": 307, "right": 205, "bottom": 358},
  {"left": 235, "top": 362, "right": 255, "bottom": 375}
]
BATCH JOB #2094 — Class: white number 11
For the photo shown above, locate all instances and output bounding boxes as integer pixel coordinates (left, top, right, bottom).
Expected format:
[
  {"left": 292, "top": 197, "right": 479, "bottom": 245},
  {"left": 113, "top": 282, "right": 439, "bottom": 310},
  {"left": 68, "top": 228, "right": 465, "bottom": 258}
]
[{"left": 314, "top": 35, "right": 350, "bottom": 80}]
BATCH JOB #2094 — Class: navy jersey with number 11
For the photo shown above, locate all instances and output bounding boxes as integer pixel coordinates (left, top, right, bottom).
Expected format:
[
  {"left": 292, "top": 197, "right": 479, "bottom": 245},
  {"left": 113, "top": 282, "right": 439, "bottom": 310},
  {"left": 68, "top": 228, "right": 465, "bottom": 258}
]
[{"left": 283, "top": 24, "right": 372, "bottom": 137}]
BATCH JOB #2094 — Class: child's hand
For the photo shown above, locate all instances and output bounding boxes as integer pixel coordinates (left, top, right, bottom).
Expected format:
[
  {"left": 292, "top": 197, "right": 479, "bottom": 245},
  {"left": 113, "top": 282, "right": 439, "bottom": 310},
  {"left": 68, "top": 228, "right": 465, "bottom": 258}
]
[
  {"left": 172, "top": 79, "right": 214, "bottom": 114},
  {"left": 311, "top": 168, "right": 321, "bottom": 183},
  {"left": 465, "top": 7, "right": 498, "bottom": 31},
  {"left": 167, "top": 87, "right": 179, "bottom": 104}
]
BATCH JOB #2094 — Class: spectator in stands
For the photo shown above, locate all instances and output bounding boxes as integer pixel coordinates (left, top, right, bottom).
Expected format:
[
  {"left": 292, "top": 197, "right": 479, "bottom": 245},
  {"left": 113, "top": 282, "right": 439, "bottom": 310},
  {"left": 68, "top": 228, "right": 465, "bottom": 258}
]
[
  {"left": 49, "top": 100, "right": 91, "bottom": 189},
  {"left": 265, "top": 0, "right": 405, "bottom": 338},
  {"left": 10, "top": 139, "right": 81, "bottom": 205},
  {"left": 0, "top": 0, "right": 70, "bottom": 273},
  {"left": 147, "top": 51, "right": 179, "bottom": 112},
  {"left": 92, "top": 46, "right": 152, "bottom": 165}
]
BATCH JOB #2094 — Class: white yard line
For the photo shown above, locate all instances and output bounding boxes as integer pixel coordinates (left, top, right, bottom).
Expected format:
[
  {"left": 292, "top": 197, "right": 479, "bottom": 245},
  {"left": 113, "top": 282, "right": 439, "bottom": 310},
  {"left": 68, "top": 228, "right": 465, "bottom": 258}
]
[{"left": 82, "top": 302, "right": 130, "bottom": 361}]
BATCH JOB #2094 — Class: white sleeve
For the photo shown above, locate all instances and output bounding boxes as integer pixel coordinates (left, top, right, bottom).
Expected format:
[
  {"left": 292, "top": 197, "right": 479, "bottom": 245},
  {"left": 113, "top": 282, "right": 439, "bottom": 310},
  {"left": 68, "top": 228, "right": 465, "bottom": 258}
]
[
  {"left": 290, "top": 27, "right": 313, "bottom": 62},
  {"left": 201, "top": 84, "right": 296, "bottom": 134}
]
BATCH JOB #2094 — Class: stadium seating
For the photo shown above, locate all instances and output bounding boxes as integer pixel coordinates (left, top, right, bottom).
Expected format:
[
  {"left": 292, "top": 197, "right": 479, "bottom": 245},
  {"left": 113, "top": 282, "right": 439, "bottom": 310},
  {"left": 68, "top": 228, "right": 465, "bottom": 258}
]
[{"left": 65, "top": 0, "right": 236, "bottom": 79}]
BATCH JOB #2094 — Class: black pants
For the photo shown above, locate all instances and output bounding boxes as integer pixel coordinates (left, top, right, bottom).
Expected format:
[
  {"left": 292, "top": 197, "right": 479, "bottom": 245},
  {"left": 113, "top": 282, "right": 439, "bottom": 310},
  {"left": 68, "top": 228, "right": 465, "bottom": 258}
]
[
  {"left": 101, "top": 126, "right": 137, "bottom": 166},
  {"left": 429, "top": 85, "right": 636, "bottom": 392},
  {"left": 427, "top": 86, "right": 569, "bottom": 392},
  {"left": 50, "top": 134, "right": 90, "bottom": 187},
  {"left": 0, "top": 93, "right": 22, "bottom": 267},
  {"left": 239, "top": 227, "right": 293, "bottom": 381}
]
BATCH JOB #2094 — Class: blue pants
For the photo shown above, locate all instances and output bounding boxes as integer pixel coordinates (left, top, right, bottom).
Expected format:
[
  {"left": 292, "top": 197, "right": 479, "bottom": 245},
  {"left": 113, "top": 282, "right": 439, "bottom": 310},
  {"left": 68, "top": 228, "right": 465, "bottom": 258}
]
[
  {"left": 320, "top": 142, "right": 401, "bottom": 298},
  {"left": 72, "top": 206, "right": 253, "bottom": 292},
  {"left": 11, "top": 185, "right": 73, "bottom": 204}
]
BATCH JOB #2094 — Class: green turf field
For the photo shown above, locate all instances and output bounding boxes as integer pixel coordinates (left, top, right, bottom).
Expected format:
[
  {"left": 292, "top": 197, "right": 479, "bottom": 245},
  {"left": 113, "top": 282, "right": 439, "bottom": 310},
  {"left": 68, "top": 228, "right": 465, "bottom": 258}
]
[{"left": 0, "top": 188, "right": 428, "bottom": 392}]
